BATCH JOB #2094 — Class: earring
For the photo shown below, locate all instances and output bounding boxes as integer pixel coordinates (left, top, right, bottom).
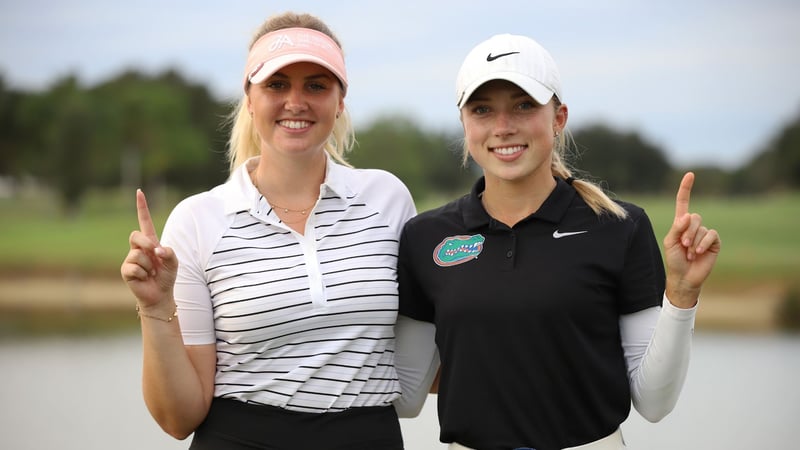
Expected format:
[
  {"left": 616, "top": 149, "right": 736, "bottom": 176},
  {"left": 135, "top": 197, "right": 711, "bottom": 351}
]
[
  {"left": 336, "top": 112, "right": 341, "bottom": 119},
  {"left": 554, "top": 131, "right": 560, "bottom": 138}
]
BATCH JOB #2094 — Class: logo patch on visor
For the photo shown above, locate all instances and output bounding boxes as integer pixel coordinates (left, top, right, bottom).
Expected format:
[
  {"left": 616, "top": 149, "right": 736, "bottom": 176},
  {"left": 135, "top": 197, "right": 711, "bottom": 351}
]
[{"left": 433, "top": 234, "right": 485, "bottom": 267}]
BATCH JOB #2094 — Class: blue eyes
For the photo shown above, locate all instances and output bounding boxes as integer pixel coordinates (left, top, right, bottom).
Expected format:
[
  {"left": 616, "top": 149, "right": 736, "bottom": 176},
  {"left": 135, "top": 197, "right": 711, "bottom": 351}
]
[
  {"left": 263, "top": 80, "right": 329, "bottom": 92},
  {"left": 471, "top": 101, "right": 538, "bottom": 115}
]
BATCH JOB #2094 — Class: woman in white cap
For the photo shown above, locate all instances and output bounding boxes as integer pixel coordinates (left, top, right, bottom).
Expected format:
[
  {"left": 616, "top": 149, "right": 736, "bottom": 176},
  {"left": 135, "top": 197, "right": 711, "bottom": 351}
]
[
  {"left": 121, "top": 12, "right": 420, "bottom": 449},
  {"left": 397, "top": 34, "right": 721, "bottom": 449}
]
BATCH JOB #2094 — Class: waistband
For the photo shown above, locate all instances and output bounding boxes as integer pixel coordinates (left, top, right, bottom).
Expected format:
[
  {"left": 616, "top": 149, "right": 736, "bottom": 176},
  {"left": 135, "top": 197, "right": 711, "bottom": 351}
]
[
  {"left": 190, "top": 398, "right": 403, "bottom": 450},
  {"left": 448, "top": 428, "right": 625, "bottom": 450}
]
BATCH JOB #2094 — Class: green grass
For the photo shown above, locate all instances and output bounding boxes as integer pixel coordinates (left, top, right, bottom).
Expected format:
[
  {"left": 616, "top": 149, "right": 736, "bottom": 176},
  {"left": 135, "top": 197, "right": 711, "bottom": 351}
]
[
  {"left": 1, "top": 189, "right": 799, "bottom": 290},
  {"left": 629, "top": 193, "right": 800, "bottom": 289},
  {"left": 0, "top": 310, "right": 139, "bottom": 337},
  {"left": 0, "top": 188, "right": 171, "bottom": 276}
]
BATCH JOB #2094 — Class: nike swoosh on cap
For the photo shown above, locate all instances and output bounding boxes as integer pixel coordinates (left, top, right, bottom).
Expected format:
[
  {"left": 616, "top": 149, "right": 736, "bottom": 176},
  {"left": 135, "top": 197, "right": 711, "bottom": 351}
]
[
  {"left": 552, "top": 230, "right": 588, "bottom": 239},
  {"left": 486, "top": 51, "right": 520, "bottom": 62}
]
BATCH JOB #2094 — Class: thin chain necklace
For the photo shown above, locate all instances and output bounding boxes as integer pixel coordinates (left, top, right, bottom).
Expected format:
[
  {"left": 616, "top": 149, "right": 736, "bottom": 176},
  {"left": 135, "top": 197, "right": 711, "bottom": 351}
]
[
  {"left": 268, "top": 200, "right": 316, "bottom": 216},
  {"left": 253, "top": 174, "right": 316, "bottom": 216}
]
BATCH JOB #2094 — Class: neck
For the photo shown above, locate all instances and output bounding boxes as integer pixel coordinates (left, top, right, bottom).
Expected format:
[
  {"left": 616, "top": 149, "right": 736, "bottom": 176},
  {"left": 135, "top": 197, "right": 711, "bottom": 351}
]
[
  {"left": 252, "top": 152, "right": 327, "bottom": 205},
  {"left": 481, "top": 175, "right": 556, "bottom": 227}
]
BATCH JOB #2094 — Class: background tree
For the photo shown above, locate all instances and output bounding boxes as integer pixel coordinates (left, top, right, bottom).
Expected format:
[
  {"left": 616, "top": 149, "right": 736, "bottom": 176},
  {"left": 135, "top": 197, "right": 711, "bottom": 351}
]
[
  {"left": 12, "top": 76, "right": 96, "bottom": 214},
  {"left": 348, "top": 115, "right": 475, "bottom": 202},
  {"left": 570, "top": 124, "right": 672, "bottom": 194},
  {"left": 91, "top": 70, "right": 228, "bottom": 196},
  {"left": 732, "top": 107, "right": 800, "bottom": 194},
  {"left": 2, "top": 70, "right": 231, "bottom": 213},
  {"left": 0, "top": 76, "right": 27, "bottom": 180},
  {"left": 1, "top": 68, "right": 799, "bottom": 211},
  {"left": 773, "top": 110, "right": 800, "bottom": 189}
]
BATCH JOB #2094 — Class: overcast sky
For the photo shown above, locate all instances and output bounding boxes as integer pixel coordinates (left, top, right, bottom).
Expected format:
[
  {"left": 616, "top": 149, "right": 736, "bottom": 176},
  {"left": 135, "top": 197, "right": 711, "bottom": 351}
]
[{"left": 2, "top": 0, "right": 799, "bottom": 169}]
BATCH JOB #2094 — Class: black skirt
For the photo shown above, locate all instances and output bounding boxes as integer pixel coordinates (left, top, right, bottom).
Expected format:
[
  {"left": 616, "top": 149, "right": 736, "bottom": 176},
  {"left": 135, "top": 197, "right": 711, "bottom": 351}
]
[{"left": 189, "top": 397, "right": 404, "bottom": 450}]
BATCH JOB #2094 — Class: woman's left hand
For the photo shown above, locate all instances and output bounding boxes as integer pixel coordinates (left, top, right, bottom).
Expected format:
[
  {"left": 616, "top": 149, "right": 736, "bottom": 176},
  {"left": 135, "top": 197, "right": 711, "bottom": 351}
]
[{"left": 663, "top": 172, "right": 721, "bottom": 308}]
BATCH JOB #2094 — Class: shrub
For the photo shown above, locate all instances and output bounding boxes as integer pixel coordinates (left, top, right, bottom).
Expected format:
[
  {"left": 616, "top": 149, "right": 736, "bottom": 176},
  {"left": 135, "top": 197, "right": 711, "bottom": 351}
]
[{"left": 776, "top": 284, "right": 800, "bottom": 331}]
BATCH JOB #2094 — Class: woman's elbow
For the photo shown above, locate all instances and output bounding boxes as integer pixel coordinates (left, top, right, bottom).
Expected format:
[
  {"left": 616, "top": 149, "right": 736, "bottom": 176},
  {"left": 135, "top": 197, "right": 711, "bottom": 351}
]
[
  {"left": 147, "top": 406, "right": 203, "bottom": 441},
  {"left": 165, "top": 428, "right": 193, "bottom": 441},
  {"left": 634, "top": 401, "right": 674, "bottom": 423},
  {"left": 158, "top": 417, "right": 197, "bottom": 441},
  {"left": 393, "top": 397, "right": 425, "bottom": 418}
]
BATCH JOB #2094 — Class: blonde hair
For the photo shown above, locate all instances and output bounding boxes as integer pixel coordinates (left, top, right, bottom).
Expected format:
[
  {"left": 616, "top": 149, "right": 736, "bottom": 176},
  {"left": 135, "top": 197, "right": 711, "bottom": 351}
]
[
  {"left": 226, "top": 12, "right": 355, "bottom": 173},
  {"left": 461, "top": 98, "right": 628, "bottom": 219},
  {"left": 550, "top": 128, "right": 628, "bottom": 219}
]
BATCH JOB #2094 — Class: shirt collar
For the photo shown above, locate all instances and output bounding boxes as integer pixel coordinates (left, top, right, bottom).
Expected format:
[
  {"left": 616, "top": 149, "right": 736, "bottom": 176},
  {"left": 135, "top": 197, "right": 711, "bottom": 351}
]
[
  {"left": 220, "top": 155, "right": 355, "bottom": 216},
  {"left": 462, "top": 176, "right": 577, "bottom": 229}
]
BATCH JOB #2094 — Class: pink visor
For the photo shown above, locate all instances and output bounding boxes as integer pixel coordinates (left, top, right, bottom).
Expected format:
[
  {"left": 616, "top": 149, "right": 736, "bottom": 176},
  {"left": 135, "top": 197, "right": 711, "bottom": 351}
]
[{"left": 244, "top": 27, "right": 348, "bottom": 94}]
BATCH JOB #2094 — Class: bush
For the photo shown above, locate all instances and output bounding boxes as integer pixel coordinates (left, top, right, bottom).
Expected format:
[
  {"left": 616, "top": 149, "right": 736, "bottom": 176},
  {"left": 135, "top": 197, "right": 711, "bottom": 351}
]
[{"left": 776, "top": 284, "right": 800, "bottom": 331}]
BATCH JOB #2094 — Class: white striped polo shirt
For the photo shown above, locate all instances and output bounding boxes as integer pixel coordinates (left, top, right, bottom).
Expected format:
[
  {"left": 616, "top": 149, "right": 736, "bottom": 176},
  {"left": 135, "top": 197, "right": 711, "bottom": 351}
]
[{"left": 161, "top": 156, "right": 416, "bottom": 413}]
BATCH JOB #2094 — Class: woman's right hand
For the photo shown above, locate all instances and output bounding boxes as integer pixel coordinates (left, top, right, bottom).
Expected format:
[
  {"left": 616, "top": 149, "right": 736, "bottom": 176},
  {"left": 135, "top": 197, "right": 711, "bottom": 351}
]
[{"left": 120, "top": 189, "right": 178, "bottom": 310}]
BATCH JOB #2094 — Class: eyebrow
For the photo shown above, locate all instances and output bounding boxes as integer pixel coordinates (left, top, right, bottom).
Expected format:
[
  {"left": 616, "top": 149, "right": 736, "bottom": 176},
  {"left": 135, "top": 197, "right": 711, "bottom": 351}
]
[
  {"left": 270, "top": 71, "right": 335, "bottom": 82},
  {"left": 467, "top": 90, "right": 529, "bottom": 104}
]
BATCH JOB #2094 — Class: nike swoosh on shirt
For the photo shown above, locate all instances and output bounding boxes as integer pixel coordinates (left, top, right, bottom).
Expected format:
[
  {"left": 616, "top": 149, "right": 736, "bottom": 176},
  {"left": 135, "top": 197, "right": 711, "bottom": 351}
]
[
  {"left": 552, "top": 230, "right": 588, "bottom": 239},
  {"left": 486, "top": 51, "right": 520, "bottom": 62}
]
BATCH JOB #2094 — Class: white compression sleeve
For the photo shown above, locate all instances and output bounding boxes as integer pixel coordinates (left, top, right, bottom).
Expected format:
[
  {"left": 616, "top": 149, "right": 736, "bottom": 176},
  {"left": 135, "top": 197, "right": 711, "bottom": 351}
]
[
  {"left": 620, "top": 294, "right": 697, "bottom": 422},
  {"left": 392, "top": 314, "right": 440, "bottom": 418}
]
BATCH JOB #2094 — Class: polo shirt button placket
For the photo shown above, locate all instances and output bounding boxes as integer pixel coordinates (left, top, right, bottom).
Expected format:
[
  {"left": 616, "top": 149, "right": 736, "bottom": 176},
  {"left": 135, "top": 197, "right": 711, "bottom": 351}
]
[{"left": 502, "top": 231, "right": 517, "bottom": 270}]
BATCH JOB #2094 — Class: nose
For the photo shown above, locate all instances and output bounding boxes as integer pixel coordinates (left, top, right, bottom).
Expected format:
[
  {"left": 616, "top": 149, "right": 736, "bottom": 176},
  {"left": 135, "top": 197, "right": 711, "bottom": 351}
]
[
  {"left": 284, "top": 86, "right": 308, "bottom": 114},
  {"left": 493, "top": 112, "right": 515, "bottom": 137}
]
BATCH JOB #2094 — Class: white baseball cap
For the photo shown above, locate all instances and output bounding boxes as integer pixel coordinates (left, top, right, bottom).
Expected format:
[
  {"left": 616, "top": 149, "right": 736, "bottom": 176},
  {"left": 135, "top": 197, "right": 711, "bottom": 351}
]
[{"left": 455, "top": 34, "right": 562, "bottom": 109}]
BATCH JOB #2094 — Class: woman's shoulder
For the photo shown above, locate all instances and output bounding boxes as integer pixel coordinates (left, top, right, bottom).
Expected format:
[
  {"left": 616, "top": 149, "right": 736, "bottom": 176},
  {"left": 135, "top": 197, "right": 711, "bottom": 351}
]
[
  {"left": 333, "top": 164, "right": 416, "bottom": 224},
  {"left": 164, "top": 181, "right": 241, "bottom": 234},
  {"left": 595, "top": 199, "right": 654, "bottom": 233},
  {"left": 161, "top": 184, "right": 238, "bottom": 248},
  {"left": 615, "top": 199, "right": 647, "bottom": 219}
]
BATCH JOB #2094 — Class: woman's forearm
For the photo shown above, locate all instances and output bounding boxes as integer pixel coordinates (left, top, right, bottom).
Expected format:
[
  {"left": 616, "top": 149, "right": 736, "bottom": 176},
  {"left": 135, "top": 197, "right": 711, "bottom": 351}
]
[
  {"left": 139, "top": 303, "right": 216, "bottom": 440},
  {"left": 624, "top": 295, "right": 697, "bottom": 422}
]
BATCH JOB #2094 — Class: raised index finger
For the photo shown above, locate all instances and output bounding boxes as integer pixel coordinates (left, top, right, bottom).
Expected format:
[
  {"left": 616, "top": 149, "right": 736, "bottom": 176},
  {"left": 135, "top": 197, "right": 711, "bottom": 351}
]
[
  {"left": 136, "top": 189, "right": 159, "bottom": 242},
  {"left": 675, "top": 172, "right": 695, "bottom": 219}
]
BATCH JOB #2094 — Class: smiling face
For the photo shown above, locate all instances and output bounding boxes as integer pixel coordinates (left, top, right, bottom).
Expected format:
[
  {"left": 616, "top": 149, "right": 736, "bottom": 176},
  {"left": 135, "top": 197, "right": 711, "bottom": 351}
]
[
  {"left": 247, "top": 61, "right": 344, "bottom": 161},
  {"left": 461, "top": 79, "right": 567, "bottom": 187}
]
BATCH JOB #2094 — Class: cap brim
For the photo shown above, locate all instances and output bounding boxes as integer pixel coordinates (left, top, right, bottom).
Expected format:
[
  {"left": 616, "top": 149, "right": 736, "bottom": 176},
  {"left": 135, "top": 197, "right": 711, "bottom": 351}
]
[
  {"left": 457, "top": 72, "right": 554, "bottom": 109},
  {"left": 248, "top": 54, "right": 348, "bottom": 92}
]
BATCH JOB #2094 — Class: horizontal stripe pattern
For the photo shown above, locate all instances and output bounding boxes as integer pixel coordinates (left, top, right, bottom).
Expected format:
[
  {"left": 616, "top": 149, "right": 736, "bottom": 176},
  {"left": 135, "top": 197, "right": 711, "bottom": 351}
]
[{"left": 204, "top": 193, "right": 402, "bottom": 412}]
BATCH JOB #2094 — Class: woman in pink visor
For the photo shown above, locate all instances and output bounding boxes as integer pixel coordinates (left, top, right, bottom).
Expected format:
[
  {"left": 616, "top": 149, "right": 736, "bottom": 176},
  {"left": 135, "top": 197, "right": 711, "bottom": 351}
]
[{"left": 121, "top": 11, "right": 422, "bottom": 449}]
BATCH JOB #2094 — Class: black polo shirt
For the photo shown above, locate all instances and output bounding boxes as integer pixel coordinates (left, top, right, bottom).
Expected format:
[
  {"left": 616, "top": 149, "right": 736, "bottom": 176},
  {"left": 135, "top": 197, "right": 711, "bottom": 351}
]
[{"left": 398, "top": 177, "right": 665, "bottom": 450}]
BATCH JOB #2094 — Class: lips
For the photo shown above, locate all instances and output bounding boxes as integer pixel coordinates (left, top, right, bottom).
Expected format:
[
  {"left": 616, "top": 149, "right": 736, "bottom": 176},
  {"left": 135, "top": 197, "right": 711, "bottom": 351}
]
[
  {"left": 490, "top": 145, "right": 526, "bottom": 156},
  {"left": 278, "top": 120, "right": 312, "bottom": 129}
]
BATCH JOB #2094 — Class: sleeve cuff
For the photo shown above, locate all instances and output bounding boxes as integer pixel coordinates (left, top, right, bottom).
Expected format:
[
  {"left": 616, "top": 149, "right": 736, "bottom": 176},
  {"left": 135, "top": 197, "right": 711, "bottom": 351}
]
[{"left": 662, "top": 293, "right": 698, "bottom": 322}]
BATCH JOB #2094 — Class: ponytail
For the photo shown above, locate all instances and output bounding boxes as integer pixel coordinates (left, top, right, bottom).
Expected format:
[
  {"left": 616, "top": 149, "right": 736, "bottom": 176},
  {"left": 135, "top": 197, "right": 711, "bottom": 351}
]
[{"left": 551, "top": 129, "right": 628, "bottom": 219}]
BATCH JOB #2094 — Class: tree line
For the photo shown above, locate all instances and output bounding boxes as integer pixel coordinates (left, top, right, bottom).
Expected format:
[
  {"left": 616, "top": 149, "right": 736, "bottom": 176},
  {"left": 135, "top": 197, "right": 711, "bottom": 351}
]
[{"left": 1, "top": 70, "right": 798, "bottom": 213}]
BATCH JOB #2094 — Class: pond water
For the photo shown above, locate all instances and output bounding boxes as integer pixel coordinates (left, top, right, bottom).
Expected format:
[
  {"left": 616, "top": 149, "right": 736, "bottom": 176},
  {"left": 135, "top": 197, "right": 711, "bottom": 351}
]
[{"left": 1, "top": 331, "right": 797, "bottom": 449}]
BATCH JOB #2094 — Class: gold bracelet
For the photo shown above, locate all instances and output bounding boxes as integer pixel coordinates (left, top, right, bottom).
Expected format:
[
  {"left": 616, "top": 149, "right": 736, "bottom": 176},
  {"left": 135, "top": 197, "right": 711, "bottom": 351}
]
[{"left": 136, "top": 303, "right": 178, "bottom": 322}]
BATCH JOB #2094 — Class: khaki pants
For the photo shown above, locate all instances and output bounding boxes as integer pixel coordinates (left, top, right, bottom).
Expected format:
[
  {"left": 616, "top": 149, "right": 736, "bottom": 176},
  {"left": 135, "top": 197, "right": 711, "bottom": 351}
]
[{"left": 448, "top": 428, "right": 625, "bottom": 450}]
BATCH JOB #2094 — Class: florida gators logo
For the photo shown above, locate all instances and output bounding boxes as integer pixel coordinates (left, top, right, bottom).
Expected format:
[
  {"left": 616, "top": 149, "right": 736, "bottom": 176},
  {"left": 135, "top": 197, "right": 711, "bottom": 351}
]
[{"left": 433, "top": 234, "right": 485, "bottom": 267}]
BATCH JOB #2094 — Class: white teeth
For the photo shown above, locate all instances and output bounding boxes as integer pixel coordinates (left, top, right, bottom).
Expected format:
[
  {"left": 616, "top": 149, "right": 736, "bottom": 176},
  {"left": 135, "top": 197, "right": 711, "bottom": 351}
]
[
  {"left": 279, "top": 120, "right": 310, "bottom": 129},
  {"left": 492, "top": 145, "right": 525, "bottom": 155}
]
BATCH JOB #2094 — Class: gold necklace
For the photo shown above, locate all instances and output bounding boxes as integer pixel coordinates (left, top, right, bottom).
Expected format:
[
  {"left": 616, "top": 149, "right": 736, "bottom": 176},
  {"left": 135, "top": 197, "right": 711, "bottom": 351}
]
[
  {"left": 267, "top": 200, "right": 316, "bottom": 216},
  {"left": 253, "top": 174, "right": 316, "bottom": 216}
]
